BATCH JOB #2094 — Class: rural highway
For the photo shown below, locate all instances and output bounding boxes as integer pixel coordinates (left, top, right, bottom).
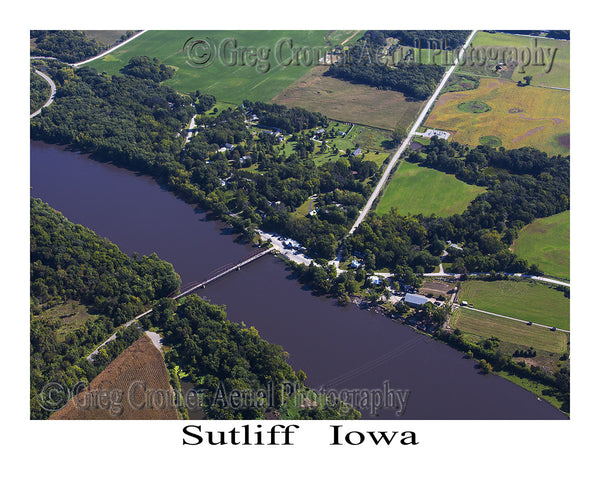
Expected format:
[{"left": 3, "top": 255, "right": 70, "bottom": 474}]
[
  {"left": 346, "top": 29, "right": 478, "bottom": 237},
  {"left": 30, "top": 70, "right": 56, "bottom": 118}
]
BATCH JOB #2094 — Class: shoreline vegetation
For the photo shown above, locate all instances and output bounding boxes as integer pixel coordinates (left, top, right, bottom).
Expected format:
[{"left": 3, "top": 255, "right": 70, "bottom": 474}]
[{"left": 30, "top": 30, "right": 569, "bottom": 418}]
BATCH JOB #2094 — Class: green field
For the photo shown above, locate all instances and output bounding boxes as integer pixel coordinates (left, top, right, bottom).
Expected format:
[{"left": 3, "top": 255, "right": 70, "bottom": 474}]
[
  {"left": 86, "top": 30, "right": 356, "bottom": 103},
  {"left": 457, "top": 279, "right": 570, "bottom": 330},
  {"left": 33, "top": 300, "right": 99, "bottom": 343},
  {"left": 458, "top": 31, "right": 570, "bottom": 89},
  {"left": 451, "top": 307, "right": 568, "bottom": 354},
  {"left": 457, "top": 100, "right": 491, "bottom": 113},
  {"left": 512, "top": 210, "right": 570, "bottom": 280},
  {"left": 376, "top": 160, "right": 486, "bottom": 216}
]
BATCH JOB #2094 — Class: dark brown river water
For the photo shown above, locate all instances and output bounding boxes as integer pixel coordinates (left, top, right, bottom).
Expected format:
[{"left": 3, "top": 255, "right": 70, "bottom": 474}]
[{"left": 30, "top": 140, "right": 567, "bottom": 419}]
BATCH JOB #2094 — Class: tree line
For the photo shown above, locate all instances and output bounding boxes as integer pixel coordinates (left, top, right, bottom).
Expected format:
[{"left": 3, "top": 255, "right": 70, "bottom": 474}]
[
  {"left": 364, "top": 30, "right": 471, "bottom": 50},
  {"left": 325, "top": 31, "right": 449, "bottom": 99},
  {"left": 30, "top": 30, "right": 137, "bottom": 63}
]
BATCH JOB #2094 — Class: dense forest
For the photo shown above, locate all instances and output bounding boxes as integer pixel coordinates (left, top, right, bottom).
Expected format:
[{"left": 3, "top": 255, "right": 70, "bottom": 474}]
[
  {"left": 30, "top": 58, "right": 194, "bottom": 171},
  {"left": 141, "top": 296, "right": 360, "bottom": 419},
  {"left": 30, "top": 69, "right": 50, "bottom": 114},
  {"left": 364, "top": 30, "right": 471, "bottom": 50},
  {"left": 30, "top": 30, "right": 135, "bottom": 63},
  {"left": 30, "top": 198, "right": 181, "bottom": 419},
  {"left": 326, "top": 31, "right": 448, "bottom": 99},
  {"left": 243, "top": 101, "right": 329, "bottom": 133},
  {"left": 327, "top": 43, "right": 445, "bottom": 99}
]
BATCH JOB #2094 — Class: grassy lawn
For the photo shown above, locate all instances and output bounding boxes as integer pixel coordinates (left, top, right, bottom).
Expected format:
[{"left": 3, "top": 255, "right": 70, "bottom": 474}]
[
  {"left": 457, "top": 279, "right": 570, "bottom": 330},
  {"left": 451, "top": 307, "right": 568, "bottom": 353},
  {"left": 375, "top": 160, "right": 486, "bottom": 216},
  {"left": 425, "top": 77, "right": 569, "bottom": 155},
  {"left": 460, "top": 31, "right": 570, "bottom": 89},
  {"left": 275, "top": 123, "right": 393, "bottom": 167},
  {"left": 86, "top": 30, "right": 338, "bottom": 103},
  {"left": 512, "top": 210, "right": 570, "bottom": 280},
  {"left": 33, "top": 300, "right": 99, "bottom": 343},
  {"left": 272, "top": 65, "right": 425, "bottom": 132}
]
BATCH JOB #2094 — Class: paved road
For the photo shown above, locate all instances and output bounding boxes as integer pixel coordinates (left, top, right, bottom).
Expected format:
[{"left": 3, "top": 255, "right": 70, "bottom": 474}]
[
  {"left": 346, "top": 30, "right": 478, "bottom": 237},
  {"left": 72, "top": 30, "right": 148, "bottom": 67},
  {"left": 30, "top": 70, "right": 56, "bottom": 118},
  {"left": 423, "top": 270, "right": 570, "bottom": 288},
  {"left": 86, "top": 308, "right": 152, "bottom": 360},
  {"left": 460, "top": 305, "right": 570, "bottom": 333}
]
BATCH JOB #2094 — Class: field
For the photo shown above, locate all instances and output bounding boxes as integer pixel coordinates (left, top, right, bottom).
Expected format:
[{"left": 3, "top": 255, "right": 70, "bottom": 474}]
[
  {"left": 33, "top": 300, "right": 99, "bottom": 343},
  {"left": 457, "top": 279, "right": 570, "bottom": 330},
  {"left": 512, "top": 210, "right": 570, "bottom": 280},
  {"left": 86, "top": 30, "right": 358, "bottom": 103},
  {"left": 272, "top": 66, "right": 425, "bottom": 132},
  {"left": 50, "top": 335, "right": 178, "bottom": 420},
  {"left": 450, "top": 307, "right": 568, "bottom": 354},
  {"left": 375, "top": 160, "right": 486, "bottom": 216},
  {"left": 82, "top": 30, "right": 133, "bottom": 47},
  {"left": 425, "top": 77, "right": 570, "bottom": 155},
  {"left": 459, "top": 31, "right": 570, "bottom": 89}
]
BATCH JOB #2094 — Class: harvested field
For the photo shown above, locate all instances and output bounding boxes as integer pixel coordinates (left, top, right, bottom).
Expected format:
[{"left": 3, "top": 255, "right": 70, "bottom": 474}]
[
  {"left": 420, "top": 280, "right": 457, "bottom": 299},
  {"left": 451, "top": 307, "right": 569, "bottom": 354},
  {"left": 50, "top": 335, "right": 178, "bottom": 420},
  {"left": 272, "top": 66, "right": 424, "bottom": 132}
]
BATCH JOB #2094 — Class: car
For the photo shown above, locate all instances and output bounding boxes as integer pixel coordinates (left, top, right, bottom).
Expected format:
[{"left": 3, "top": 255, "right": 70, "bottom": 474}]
[
  {"left": 550, "top": 327, "right": 557, "bottom": 331},
  {"left": 527, "top": 321, "right": 532, "bottom": 326}
]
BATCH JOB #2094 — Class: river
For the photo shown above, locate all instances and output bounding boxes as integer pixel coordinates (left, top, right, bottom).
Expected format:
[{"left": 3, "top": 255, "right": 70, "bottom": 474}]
[{"left": 30, "top": 140, "right": 567, "bottom": 419}]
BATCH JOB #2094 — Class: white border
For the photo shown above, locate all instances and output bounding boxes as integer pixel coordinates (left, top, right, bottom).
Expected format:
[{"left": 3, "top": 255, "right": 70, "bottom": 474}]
[{"left": 5, "top": 0, "right": 597, "bottom": 477}]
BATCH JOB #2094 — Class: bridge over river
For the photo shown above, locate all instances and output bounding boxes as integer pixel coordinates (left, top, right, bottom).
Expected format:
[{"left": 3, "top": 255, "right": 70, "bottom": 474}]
[{"left": 86, "top": 247, "right": 275, "bottom": 361}]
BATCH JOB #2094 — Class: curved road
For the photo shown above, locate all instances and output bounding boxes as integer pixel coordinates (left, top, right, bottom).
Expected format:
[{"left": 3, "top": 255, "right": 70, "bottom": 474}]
[
  {"left": 30, "top": 70, "right": 56, "bottom": 118},
  {"left": 71, "top": 30, "right": 148, "bottom": 67}
]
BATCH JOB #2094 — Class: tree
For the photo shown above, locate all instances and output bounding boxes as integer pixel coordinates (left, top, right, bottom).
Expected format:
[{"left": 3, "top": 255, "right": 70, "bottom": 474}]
[{"left": 478, "top": 359, "right": 492, "bottom": 374}]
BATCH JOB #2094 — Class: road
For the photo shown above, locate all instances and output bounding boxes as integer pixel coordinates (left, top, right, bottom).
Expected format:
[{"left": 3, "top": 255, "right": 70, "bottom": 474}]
[
  {"left": 86, "top": 308, "right": 153, "bottom": 360},
  {"left": 30, "top": 70, "right": 56, "bottom": 118},
  {"left": 460, "top": 305, "right": 570, "bottom": 333},
  {"left": 71, "top": 30, "right": 148, "bottom": 67},
  {"left": 423, "top": 270, "right": 570, "bottom": 288},
  {"left": 346, "top": 29, "right": 478, "bottom": 237}
]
